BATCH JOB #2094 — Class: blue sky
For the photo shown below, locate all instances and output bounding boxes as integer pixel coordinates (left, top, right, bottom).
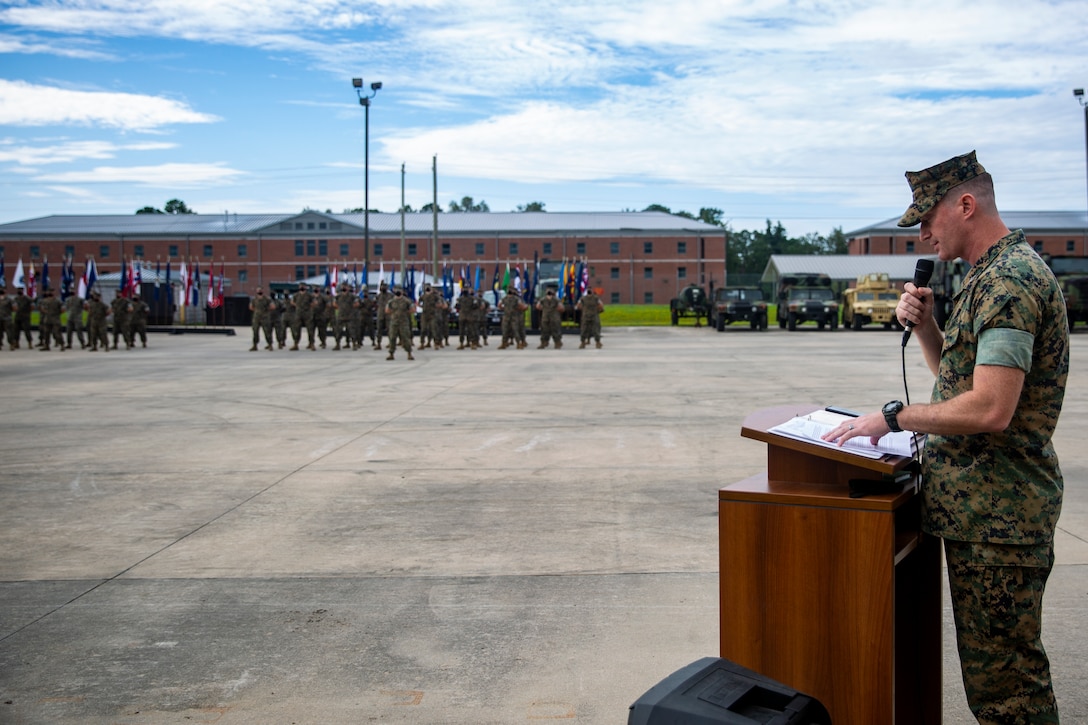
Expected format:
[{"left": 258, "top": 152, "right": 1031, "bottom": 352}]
[{"left": 1, "top": 0, "right": 1086, "bottom": 237}]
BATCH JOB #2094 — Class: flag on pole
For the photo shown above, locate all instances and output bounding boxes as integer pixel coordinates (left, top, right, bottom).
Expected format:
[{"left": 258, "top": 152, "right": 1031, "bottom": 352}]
[
  {"left": 179, "top": 259, "right": 188, "bottom": 307},
  {"left": 13, "top": 257, "right": 25, "bottom": 290},
  {"left": 118, "top": 257, "right": 127, "bottom": 297},
  {"left": 501, "top": 263, "right": 510, "bottom": 291},
  {"left": 154, "top": 259, "right": 161, "bottom": 301},
  {"left": 41, "top": 258, "right": 49, "bottom": 294},
  {"left": 0, "top": 255, "right": 5, "bottom": 288},
  {"left": 27, "top": 260, "right": 36, "bottom": 298},
  {"left": 207, "top": 264, "right": 218, "bottom": 307},
  {"left": 218, "top": 260, "right": 225, "bottom": 306},
  {"left": 62, "top": 256, "right": 74, "bottom": 299},
  {"left": 191, "top": 259, "right": 201, "bottom": 307},
  {"left": 132, "top": 260, "right": 141, "bottom": 297},
  {"left": 79, "top": 257, "right": 97, "bottom": 299}
]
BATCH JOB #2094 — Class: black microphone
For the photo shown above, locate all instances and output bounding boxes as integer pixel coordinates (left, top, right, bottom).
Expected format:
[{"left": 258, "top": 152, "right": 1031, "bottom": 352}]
[{"left": 901, "top": 259, "right": 935, "bottom": 347}]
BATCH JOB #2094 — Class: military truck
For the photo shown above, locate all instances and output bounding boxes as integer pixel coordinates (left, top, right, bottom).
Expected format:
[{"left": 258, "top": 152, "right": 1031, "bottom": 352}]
[
  {"left": 709, "top": 286, "right": 768, "bottom": 331},
  {"left": 930, "top": 258, "right": 968, "bottom": 330},
  {"left": 1044, "top": 256, "right": 1088, "bottom": 329},
  {"left": 669, "top": 284, "right": 711, "bottom": 326},
  {"left": 840, "top": 273, "right": 902, "bottom": 330},
  {"left": 776, "top": 273, "right": 838, "bottom": 330}
]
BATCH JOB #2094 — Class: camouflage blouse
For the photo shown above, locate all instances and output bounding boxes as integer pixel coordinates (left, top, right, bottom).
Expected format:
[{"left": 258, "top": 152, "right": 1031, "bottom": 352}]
[{"left": 922, "top": 230, "right": 1069, "bottom": 545}]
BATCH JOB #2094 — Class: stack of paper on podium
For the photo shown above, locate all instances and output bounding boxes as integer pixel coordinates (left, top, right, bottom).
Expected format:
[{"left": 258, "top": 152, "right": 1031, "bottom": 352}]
[{"left": 768, "top": 408, "right": 923, "bottom": 459}]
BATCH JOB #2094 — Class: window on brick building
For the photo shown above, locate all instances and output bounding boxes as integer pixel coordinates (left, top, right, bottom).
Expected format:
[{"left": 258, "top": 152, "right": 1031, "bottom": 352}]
[
  {"left": 643, "top": 291, "right": 654, "bottom": 303},
  {"left": 475, "top": 243, "right": 485, "bottom": 255},
  {"left": 238, "top": 270, "right": 247, "bottom": 283},
  {"left": 295, "top": 240, "right": 304, "bottom": 256},
  {"left": 100, "top": 245, "right": 110, "bottom": 258},
  {"left": 610, "top": 242, "right": 619, "bottom": 254},
  {"left": 1068, "top": 240, "right": 1076, "bottom": 253},
  {"left": 134, "top": 245, "right": 144, "bottom": 258},
  {"left": 611, "top": 267, "right": 619, "bottom": 279},
  {"left": 543, "top": 242, "right": 553, "bottom": 255},
  {"left": 644, "top": 241, "right": 653, "bottom": 254},
  {"left": 442, "top": 243, "right": 451, "bottom": 256},
  {"left": 318, "top": 240, "right": 327, "bottom": 256},
  {"left": 238, "top": 244, "right": 247, "bottom": 258},
  {"left": 339, "top": 244, "right": 349, "bottom": 256},
  {"left": 169, "top": 245, "right": 178, "bottom": 257},
  {"left": 677, "top": 241, "right": 687, "bottom": 254},
  {"left": 678, "top": 267, "right": 687, "bottom": 279},
  {"left": 644, "top": 267, "right": 653, "bottom": 279},
  {"left": 306, "top": 240, "right": 316, "bottom": 256},
  {"left": 408, "top": 243, "right": 417, "bottom": 256},
  {"left": 576, "top": 242, "right": 586, "bottom": 255},
  {"left": 509, "top": 242, "right": 519, "bottom": 255},
  {"left": 611, "top": 292, "right": 620, "bottom": 304},
  {"left": 374, "top": 243, "right": 383, "bottom": 256},
  {"left": 295, "top": 266, "right": 305, "bottom": 280},
  {"left": 203, "top": 245, "right": 213, "bottom": 257}
]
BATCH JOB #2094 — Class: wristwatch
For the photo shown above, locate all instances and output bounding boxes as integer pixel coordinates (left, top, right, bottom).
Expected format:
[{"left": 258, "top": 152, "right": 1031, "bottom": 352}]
[{"left": 882, "top": 400, "right": 905, "bottom": 433}]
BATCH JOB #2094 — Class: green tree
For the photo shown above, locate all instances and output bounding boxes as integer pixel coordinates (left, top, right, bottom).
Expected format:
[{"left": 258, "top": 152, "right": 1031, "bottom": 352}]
[
  {"left": 164, "top": 199, "right": 195, "bottom": 214},
  {"left": 419, "top": 202, "right": 441, "bottom": 214},
  {"left": 448, "top": 196, "right": 489, "bottom": 212},
  {"left": 135, "top": 206, "right": 164, "bottom": 215},
  {"left": 516, "top": 201, "right": 546, "bottom": 212},
  {"left": 642, "top": 203, "right": 672, "bottom": 214}
]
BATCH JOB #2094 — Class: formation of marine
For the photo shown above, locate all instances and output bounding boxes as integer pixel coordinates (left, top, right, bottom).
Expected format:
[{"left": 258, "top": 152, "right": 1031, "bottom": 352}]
[{"left": 0, "top": 284, "right": 149, "bottom": 352}]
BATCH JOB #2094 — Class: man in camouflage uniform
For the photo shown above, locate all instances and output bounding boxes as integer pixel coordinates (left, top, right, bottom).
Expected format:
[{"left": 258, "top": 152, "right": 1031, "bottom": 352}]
[
  {"left": 576, "top": 289, "right": 605, "bottom": 349},
  {"left": 249, "top": 287, "right": 274, "bottom": 351},
  {"left": 374, "top": 281, "right": 392, "bottom": 350},
  {"left": 11, "top": 286, "right": 33, "bottom": 349},
  {"left": 312, "top": 287, "right": 330, "bottom": 349},
  {"left": 0, "top": 286, "right": 13, "bottom": 350},
  {"left": 271, "top": 291, "right": 287, "bottom": 349},
  {"left": 535, "top": 288, "right": 564, "bottom": 349},
  {"left": 824, "top": 151, "right": 1067, "bottom": 724},
  {"left": 110, "top": 293, "right": 132, "bottom": 350},
  {"left": 498, "top": 286, "right": 527, "bottom": 349},
  {"left": 37, "top": 287, "right": 65, "bottom": 350},
  {"left": 384, "top": 287, "right": 415, "bottom": 360},
  {"left": 358, "top": 289, "right": 377, "bottom": 348},
  {"left": 418, "top": 285, "right": 439, "bottom": 349},
  {"left": 63, "top": 290, "right": 87, "bottom": 349},
  {"left": 332, "top": 283, "right": 354, "bottom": 350},
  {"left": 455, "top": 288, "right": 476, "bottom": 349},
  {"left": 476, "top": 288, "right": 491, "bottom": 346},
  {"left": 292, "top": 283, "right": 314, "bottom": 350},
  {"left": 129, "top": 293, "right": 149, "bottom": 348},
  {"left": 87, "top": 291, "right": 110, "bottom": 351}
]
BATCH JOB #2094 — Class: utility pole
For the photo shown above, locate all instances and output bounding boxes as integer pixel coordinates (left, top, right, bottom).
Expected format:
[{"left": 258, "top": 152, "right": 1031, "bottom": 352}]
[{"left": 432, "top": 155, "right": 439, "bottom": 279}]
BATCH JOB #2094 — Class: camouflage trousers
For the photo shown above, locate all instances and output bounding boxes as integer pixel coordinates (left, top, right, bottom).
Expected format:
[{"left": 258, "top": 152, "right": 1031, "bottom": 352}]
[
  {"left": 580, "top": 316, "right": 601, "bottom": 342},
  {"left": 945, "top": 538, "right": 1058, "bottom": 724}
]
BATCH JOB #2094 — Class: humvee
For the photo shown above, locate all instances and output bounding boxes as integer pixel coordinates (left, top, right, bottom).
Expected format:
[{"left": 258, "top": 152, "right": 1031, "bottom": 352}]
[
  {"left": 777, "top": 273, "right": 838, "bottom": 331},
  {"left": 841, "top": 273, "right": 902, "bottom": 330},
  {"left": 709, "top": 286, "right": 768, "bottom": 331}
]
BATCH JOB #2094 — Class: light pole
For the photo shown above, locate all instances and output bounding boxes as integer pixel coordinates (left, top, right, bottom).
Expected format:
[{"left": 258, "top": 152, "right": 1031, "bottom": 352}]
[{"left": 353, "top": 78, "right": 382, "bottom": 279}]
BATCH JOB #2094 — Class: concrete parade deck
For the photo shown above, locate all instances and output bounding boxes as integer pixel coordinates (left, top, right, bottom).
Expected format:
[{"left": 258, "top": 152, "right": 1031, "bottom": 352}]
[{"left": 1, "top": 326, "right": 1086, "bottom": 724}]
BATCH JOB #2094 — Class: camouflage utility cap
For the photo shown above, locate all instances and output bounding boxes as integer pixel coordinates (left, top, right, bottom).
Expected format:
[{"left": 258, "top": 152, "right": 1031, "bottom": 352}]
[{"left": 898, "top": 150, "right": 986, "bottom": 228}]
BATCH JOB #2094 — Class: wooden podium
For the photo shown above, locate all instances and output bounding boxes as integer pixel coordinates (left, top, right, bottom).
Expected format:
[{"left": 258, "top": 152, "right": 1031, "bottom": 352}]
[{"left": 719, "top": 405, "right": 942, "bottom": 724}]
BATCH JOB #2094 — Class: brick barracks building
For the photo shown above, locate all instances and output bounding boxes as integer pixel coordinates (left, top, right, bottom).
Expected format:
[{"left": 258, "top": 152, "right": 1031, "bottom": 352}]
[
  {"left": 845, "top": 211, "right": 1088, "bottom": 258},
  {"left": 0, "top": 210, "right": 726, "bottom": 305}
]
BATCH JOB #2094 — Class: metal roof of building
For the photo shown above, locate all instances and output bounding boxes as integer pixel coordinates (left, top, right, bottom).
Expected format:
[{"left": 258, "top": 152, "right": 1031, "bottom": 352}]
[
  {"left": 0, "top": 211, "right": 723, "bottom": 237},
  {"left": 847, "top": 211, "right": 1088, "bottom": 238},
  {"left": 762, "top": 254, "right": 935, "bottom": 284}
]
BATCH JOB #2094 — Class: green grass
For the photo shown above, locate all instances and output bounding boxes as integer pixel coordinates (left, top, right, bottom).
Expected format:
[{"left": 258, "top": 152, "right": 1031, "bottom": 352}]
[{"left": 599, "top": 305, "right": 784, "bottom": 326}]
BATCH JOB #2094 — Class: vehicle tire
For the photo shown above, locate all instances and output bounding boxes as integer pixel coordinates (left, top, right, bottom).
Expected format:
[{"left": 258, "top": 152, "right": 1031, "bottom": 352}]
[
  {"left": 671, "top": 308, "right": 679, "bottom": 326},
  {"left": 787, "top": 312, "right": 797, "bottom": 331},
  {"left": 717, "top": 315, "right": 725, "bottom": 332},
  {"left": 830, "top": 316, "right": 838, "bottom": 331},
  {"left": 818, "top": 320, "right": 825, "bottom": 330},
  {"left": 852, "top": 315, "right": 863, "bottom": 330},
  {"left": 759, "top": 314, "right": 768, "bottom": 331}
]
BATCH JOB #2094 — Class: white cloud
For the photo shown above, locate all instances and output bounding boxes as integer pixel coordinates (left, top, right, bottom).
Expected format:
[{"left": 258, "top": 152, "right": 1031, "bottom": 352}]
[
  {"left": 0, "top": 79, "right": 219, "bottom": 131},
  {"left": 35, "top": 162, "right": 245, "bottom": 187},
  {"left": 0, "top": 139, "right": 176, "bottom": 165}
]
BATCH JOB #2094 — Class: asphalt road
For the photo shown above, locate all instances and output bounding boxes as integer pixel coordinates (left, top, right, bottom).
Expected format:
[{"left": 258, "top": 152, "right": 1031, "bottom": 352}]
[{"left": 1, "top": 325, "right": 1085, "bottom": 724}]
